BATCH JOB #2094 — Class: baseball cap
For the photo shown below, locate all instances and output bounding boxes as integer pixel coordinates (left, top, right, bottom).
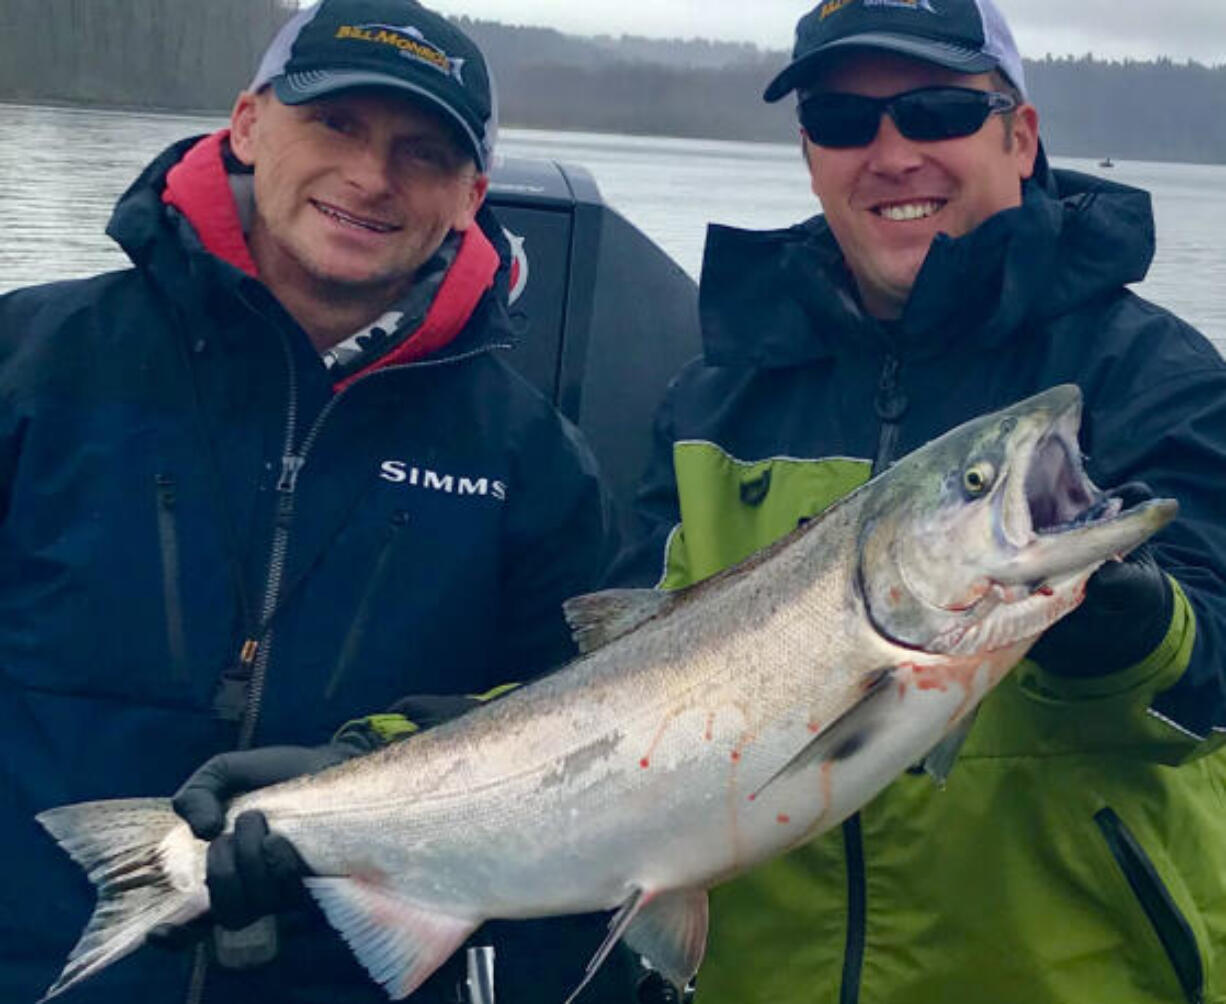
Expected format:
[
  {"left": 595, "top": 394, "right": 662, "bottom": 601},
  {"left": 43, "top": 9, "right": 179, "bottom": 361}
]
[
  {"left": 250, "top": 0, "right": 497, "bottom": 171},
  {"left": 764, "top": 0, "right": 1027, "bottom": 103}
]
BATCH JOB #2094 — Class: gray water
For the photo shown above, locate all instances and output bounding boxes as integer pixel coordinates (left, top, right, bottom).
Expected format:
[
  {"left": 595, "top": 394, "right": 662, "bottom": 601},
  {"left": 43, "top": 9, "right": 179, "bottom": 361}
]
[{"left": 3, "top": 103, "right": 1224, "bottom": 355}]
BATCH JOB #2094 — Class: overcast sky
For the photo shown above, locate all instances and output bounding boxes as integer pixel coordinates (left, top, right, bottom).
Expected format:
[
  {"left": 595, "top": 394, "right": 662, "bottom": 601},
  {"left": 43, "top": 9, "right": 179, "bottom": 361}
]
[{"left": 422, "top": 0, "right": 1226, "bottom": 65}]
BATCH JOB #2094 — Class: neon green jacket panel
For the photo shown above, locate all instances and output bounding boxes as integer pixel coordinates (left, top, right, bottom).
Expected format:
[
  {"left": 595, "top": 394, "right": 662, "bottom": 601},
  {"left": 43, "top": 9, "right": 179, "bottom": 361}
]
[
  {"left": 656, "top": 443, "right": 1223, "bottom": 1004},
  {"left": 660, "top": 441, "right": 870, "bottom": 589}
]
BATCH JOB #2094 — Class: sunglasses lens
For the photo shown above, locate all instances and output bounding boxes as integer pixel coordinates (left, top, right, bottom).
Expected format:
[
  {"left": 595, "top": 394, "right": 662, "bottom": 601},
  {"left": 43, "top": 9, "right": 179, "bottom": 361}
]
[
  {"left": 892, "top": 90, "right": 993, "bottom": 141},
  {"left": 799, "top": 94, "right": 882, "bottom": 148},
  {"left": 800, "top": 89, "right": 1003, "bottom": 148}
]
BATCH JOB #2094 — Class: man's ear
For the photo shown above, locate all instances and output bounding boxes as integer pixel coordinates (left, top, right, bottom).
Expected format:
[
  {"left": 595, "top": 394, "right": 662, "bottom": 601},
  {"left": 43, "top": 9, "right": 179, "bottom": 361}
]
[
  {"left": 1012, "top": 103, "right": 1041, "bottom": 181},
  {"left": 453, "top": 173, "right": 490, "bottom": 232},
  {"left": 229, "top": 91, "right": 261, "bottom": 167}
]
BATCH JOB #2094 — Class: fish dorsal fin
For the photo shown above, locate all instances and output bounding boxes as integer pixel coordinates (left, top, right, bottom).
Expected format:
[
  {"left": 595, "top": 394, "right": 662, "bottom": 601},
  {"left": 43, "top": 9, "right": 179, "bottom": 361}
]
[
  {"left": 623, "top": 887, "right": 708, "bottom": 993},
  {"left": 753, "top": 667, "right": 898, "bottom": 799},
  {"left": 304, "top": 876, "right": 477, "bottom": 1000},
  {"left": 563, "top": 589, "right": 676, "bottom": 654}
]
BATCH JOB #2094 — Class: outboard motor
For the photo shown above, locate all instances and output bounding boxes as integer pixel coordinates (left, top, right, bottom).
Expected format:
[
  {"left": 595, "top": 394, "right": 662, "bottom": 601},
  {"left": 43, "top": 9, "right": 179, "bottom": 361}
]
[{"left": 487, "top": 157, "right": 701, "bottom": 517}]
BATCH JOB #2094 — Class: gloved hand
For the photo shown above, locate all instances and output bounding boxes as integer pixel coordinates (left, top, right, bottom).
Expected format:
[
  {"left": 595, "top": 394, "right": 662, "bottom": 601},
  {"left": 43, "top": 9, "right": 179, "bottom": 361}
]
[
  {"left": 385, "top": 692, "right": 484, "bottom": 729},
  {"left": 1029, "top": 485, "right": 1173, "bottom": 677},
  {"left": 147, "top": 739, "right": 369, "bottom": 948},
  {"left": 147, "top": 693, "right": 492, "bottom": 950}
]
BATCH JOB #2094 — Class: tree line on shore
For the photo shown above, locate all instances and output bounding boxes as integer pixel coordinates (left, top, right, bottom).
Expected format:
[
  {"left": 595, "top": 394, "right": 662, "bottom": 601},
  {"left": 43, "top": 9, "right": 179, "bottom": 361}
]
[{"left": 3, "top": 2, "right": 1224, "bottom": 164}]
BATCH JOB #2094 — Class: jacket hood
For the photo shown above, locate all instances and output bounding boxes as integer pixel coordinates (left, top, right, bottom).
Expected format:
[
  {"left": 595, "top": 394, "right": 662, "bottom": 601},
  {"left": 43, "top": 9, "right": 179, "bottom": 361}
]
[
  {"left": 699, "top": 168, "right": 1156, "bottom": 368},
  {"left": 105, "top": 134, "right": 514, "bottom": 375}
]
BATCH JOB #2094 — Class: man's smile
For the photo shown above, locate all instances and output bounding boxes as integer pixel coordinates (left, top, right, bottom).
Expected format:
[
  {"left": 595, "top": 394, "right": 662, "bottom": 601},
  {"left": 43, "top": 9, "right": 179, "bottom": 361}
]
[
  {"left": 872, "top": 199, "right": 947, "bottom": 222},
  {"left": 311, "top": 199, "right": 401, "bottom": 234}
]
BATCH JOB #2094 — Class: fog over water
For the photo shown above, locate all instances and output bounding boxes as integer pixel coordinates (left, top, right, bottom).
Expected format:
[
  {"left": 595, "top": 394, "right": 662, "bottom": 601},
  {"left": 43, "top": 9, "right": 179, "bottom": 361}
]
[{"left": 3, "top": 104, "right": 1223, "bottom": 356}]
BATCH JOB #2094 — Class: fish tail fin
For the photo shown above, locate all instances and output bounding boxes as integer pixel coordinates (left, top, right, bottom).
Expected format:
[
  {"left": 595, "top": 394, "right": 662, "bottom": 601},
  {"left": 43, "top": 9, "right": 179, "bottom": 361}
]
[{"left": 36, "top": 797, "right": 209, "bottom": 1001}]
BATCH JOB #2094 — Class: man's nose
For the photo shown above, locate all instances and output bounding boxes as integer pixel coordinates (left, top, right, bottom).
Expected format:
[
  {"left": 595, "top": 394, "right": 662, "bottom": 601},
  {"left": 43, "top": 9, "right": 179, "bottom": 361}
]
[
  {"left": 343, "top": 141, "right": 395, "bottom": 194},
  {"left": 866, "top": 112, "right": 925, "bottom": 174}
]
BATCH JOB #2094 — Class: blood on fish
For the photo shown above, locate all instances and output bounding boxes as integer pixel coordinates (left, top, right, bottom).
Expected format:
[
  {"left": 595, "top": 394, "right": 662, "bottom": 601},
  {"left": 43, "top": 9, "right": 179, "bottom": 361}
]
[
  {"left": 640, "top": 757, "right": 650, "bottom": 769},
  {"left": 777, "top": 814, "right": 791, "bottom": 825}
]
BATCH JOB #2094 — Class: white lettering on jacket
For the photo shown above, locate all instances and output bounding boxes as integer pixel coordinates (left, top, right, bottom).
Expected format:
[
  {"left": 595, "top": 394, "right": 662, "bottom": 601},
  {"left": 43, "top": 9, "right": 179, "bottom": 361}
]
[{"left": 380, "top": 461, "right": 507, "bottom": 501}]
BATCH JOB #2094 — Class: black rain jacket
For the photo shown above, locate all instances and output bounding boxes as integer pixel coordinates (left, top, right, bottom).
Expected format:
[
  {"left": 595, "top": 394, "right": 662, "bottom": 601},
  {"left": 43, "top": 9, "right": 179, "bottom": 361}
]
[{"left": 0, "top": 135, "right": 631, "bottom": 1004}]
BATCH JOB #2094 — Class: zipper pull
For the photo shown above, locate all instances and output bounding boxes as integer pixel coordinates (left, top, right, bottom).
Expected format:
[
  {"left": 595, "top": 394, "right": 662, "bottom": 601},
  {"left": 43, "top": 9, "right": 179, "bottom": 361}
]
[
  {"left": 277, "top": 455, "right": 305, "bottom": 493},
  {"left": 213, "top": 638, "right": 261, "bottom": 723}
]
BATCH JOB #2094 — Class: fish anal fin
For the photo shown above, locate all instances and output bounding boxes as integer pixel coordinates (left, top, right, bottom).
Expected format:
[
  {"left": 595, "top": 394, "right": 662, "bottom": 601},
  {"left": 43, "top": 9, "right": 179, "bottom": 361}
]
[
  {"left": 753, "top": 667, "right": 898, "bottom": 799},
  {"left": 563, "top": 589, "right": 676, "bottom": 654},
  {"left": 304, "top": 876, "right": 477, "bottom": 1001},
  {"left": 623, "top": 887, "right": 708, "bottom": 992}
]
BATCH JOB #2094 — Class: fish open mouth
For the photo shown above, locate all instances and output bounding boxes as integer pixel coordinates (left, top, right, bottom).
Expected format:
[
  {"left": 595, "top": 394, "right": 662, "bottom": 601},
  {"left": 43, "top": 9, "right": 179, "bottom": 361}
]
[{"left": 1023, "top": 433, "right": 1115, "bottom": 534}]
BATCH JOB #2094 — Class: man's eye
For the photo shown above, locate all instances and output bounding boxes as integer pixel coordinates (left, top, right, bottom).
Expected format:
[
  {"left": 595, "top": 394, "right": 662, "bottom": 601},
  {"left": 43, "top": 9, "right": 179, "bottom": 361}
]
[
  {"left": 397, "top": 143, "right": 454, "bottom": 170},
  {"left": 317, "top": 112, "right": 355, "bottom": 135}
]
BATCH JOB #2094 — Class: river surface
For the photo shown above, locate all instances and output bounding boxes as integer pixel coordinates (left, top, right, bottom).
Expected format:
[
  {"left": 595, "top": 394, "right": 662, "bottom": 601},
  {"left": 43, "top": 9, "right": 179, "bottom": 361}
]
[{"left": 3, "top": 102, "right": 1224, "bottom": 354}]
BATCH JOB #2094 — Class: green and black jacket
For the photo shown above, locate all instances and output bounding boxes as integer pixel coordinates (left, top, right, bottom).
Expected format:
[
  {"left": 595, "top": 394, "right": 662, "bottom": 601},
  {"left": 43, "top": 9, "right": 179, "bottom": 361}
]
[{"left": 613, "top": 169, "right": 1226, "bottom": 1004}]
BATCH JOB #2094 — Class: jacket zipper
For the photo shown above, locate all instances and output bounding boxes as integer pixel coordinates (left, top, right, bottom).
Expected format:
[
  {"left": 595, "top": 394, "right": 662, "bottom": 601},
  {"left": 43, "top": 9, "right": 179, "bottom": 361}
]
[
  {"left": 1094, "top": 808, "right": 1204, "bottom": 1004},
  {"left": 838, "top": 350, "right": 909, "bottom": 1004},
  {"left": 154, "top": 473, "right": 189, "bottom": 683}
]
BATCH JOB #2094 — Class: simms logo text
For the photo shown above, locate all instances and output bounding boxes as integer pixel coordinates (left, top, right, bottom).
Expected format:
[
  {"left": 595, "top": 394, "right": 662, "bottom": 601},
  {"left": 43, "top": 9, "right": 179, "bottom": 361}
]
[{"left": 380, "top": 462, "right": 507, "bottom": 501}]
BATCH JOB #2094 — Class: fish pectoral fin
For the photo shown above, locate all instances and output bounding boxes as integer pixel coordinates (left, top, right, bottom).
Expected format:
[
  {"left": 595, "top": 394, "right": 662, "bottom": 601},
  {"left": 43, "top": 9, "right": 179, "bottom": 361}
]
[
  {"left": 562, "top": 887, "right": 649, "bottom": 1004},
  {"left": 752, "top": 667, "right": 898, "bottom": 799},
  {"left": 304, "top": 877, "right": 477, "bottom": 1001},
  {"left": 622, "top": 887, "right": 708, "bottom": 993},
  {"left": 563, "top": 588, "right": 677, "bottom": 654},
  {"left": 918, "top": 709, "right": 979, "bottom": 787}
]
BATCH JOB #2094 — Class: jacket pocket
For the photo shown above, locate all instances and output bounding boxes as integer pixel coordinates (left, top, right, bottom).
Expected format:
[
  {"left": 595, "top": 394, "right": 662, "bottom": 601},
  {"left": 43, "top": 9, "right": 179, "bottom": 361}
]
[
  {"left": 154, "top": 473, "right": 189, "bottom": 683},
  {"left": 1094, "top": 807, "right": 1204, "bottom": 1004},
  {"left": 323, "top": 510, "right": 411, "bottom": 701}
]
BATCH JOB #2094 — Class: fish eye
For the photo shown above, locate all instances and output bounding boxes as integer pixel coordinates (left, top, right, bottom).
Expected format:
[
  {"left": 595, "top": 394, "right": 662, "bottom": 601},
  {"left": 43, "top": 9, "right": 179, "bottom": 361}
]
[{"left": 962, "top": 462, "right": 996, "bottom": 498}]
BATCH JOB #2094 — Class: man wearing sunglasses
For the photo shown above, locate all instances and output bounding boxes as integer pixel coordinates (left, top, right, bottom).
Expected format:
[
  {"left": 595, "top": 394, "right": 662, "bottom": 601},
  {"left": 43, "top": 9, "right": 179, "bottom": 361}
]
[{"left": 613, "top": 0, "right": 1226, "bottom": 1002}]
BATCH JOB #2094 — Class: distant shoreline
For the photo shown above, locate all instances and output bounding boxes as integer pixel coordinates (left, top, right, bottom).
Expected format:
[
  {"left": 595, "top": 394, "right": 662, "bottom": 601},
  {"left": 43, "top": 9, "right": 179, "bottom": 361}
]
[{"left": 6, "top": 96, "right": 1226, "bottom": 167}]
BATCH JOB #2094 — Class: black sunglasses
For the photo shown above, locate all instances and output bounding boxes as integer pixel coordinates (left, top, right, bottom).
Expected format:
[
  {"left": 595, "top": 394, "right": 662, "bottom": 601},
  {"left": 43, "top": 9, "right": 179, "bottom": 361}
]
[{"left": 799, "top": 86, "right": 1018, "bottom": 149}]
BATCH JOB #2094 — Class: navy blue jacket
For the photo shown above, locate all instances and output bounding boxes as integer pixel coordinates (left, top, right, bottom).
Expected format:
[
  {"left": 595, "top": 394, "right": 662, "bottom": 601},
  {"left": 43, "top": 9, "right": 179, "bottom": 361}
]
[{"left": 0, "top": 137, "right": 631, "bottom": 1004}]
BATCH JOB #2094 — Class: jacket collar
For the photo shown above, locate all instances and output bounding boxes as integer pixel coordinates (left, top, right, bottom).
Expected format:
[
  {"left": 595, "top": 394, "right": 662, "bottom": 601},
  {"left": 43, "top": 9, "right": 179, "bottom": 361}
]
[{"left": 699, "top": 169, "right": 1156, "bottom": 368}]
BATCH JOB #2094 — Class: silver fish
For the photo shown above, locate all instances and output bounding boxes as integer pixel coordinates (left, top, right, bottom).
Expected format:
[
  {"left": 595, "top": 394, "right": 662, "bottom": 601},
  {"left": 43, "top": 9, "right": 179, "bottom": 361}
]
[{"left": 37, "top": 384, "right": 1177, "bottom": 1002}]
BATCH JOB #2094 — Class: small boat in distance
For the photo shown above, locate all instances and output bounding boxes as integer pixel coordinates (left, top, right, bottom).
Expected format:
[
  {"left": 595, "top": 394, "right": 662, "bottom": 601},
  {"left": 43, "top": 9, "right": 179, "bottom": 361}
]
[{"left": 1099, "top": 157, "right": 1115, "bottom": 168}]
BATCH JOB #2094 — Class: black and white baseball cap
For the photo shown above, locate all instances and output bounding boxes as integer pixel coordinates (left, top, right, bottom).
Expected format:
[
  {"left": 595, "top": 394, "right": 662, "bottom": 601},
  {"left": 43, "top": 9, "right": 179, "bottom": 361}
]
[
  {"left": 250, "top": 0, "right": 497, "bottom": 170},
  {"left": 765, "top": 0, "right": 1028, "bottom": 102}
]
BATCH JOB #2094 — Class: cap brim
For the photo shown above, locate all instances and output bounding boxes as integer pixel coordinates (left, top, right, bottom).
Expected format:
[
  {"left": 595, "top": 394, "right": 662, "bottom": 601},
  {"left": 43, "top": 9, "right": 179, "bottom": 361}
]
[
  {"left": 764, "top": 33, "right": 1000, "bottom": 102},
  {"left": 273, "top": 71, "right": 488, "bottom": 171}
]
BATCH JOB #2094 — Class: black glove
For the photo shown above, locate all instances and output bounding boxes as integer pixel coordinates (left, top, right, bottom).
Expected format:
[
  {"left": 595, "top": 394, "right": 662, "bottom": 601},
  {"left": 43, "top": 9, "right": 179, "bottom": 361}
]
[
  {"left": 386, "top": 692, "right": 484, "bottom": 729},
  {"left": 147, "top": 693, "right": 491, "bottom": 950},
  {"left": 148, "top": 739, "right": 368, "bottom": 948},
  {"left": 1030, "top": 484, "right": 1173, "bottom": 677}
]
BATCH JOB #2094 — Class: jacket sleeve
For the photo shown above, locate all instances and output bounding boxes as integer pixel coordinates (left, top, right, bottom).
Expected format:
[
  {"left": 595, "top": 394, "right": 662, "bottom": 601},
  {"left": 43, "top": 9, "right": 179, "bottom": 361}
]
[
  {"left": 496, "top": 409, "right": 620, "bottom": 679},
  {"left": 1040, "top": 314, "right": 1226, "bottom": 761}
]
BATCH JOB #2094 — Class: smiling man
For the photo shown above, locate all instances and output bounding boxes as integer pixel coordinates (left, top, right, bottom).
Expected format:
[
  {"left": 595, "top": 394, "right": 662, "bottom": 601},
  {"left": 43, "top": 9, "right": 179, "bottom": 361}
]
[
  {"left": 0, "top": 3, "right": 636, "bottom": 1004},
  {"left": 611, "top": 0, "right": 1226, "bottom": 1002}
]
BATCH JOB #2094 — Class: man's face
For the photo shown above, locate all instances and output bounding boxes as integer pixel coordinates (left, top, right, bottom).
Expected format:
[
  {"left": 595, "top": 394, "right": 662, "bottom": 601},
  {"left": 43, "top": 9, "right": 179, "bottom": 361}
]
[
  {"left": 802, "top": 51, "right": 1039, "bottom": 319},
  {"left": 230, "top": 88, "right": 487, "bottom": 302}
]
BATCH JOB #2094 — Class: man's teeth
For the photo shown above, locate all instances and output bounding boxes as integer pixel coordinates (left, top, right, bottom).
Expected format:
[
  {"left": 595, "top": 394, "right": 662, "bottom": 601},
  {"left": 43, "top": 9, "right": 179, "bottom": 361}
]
[
  {"left": 316, "top": 202, "right": 396, "bottom": 233},
  {"left": 876, "top": 201, "right": 943, "bottom": 222}
]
